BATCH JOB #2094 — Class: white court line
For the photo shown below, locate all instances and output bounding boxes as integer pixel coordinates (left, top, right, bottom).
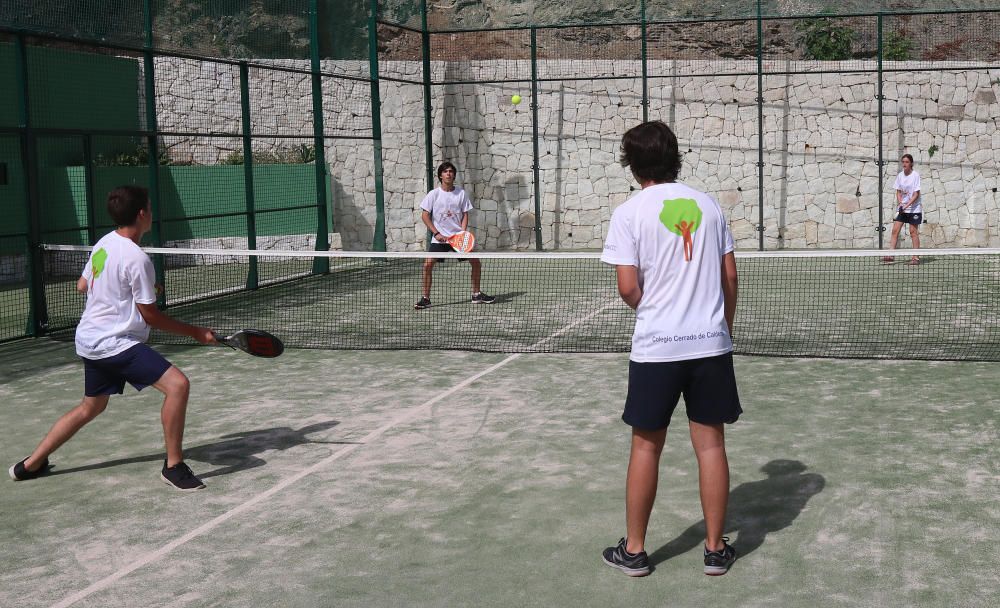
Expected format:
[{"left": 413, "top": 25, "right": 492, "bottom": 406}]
[{"left": 49, "top": 303, "right": 618, "bottom": 608}]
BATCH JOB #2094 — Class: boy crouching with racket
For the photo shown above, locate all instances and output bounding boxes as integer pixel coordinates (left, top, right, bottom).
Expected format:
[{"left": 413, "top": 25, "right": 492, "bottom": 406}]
[
  {"left": 600, "top": 121, "right": 742, "bottom": 577},
  {"left": 8, "top": 185, "right": 216, "bottom": 491},
  {"left": 414, "top": 161, "right": 495, "bottom": 309}
]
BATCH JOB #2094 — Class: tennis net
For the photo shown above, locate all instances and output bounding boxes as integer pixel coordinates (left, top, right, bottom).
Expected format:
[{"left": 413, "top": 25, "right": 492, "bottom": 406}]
[{"left": 37, "top": 245, "right": 1000, "bottom": 361}]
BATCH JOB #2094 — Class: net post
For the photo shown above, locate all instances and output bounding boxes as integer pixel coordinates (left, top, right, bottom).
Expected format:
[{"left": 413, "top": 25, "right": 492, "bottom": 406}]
[
  {"left": 309, "top": 0, "right": 330, "bottom": 274},
  {"left": 640, "top": 0, "right": 649, "bottom": 123},
  {"left": 369, "top": 0, "right": 387, "bottom": 252},
  {"left": 15, "top": 33, "right": 47, "bottom": 336},
  {"left": 239, "top": 61, "right": 259, "bottom": 289},
  {"left": 876, "top": 11, "right": 885, "bottom": 249},
  {"left": 142, "top": 0, "right": 166, "bottom": 306},
  {"left": 82, "top": 133, "right": 98, "bottom": 246},
  {"left": 420, "top": 0, "right": 435, "bottom": 194},
  {"left": 756, "top": 0, "right": 765, "bottom": 251},
  {"left": 530, "top": 26, "right": 542, "bottom": 251}
]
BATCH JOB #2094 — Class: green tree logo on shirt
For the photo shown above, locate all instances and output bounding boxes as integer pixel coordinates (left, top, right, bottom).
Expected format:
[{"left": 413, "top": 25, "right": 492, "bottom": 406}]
[
  {"left": 659, "top": 199, "right": 702, "bottom": 262},
  {"left": 91, "top": 248, "right": 108, "bottom": 280}
]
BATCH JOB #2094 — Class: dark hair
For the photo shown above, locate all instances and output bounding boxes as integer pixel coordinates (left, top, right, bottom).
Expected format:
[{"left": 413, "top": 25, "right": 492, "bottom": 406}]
[
  {"left": 901, "top": 154, "right": 914, "bottom": 164},
  {"left": 107, "top": 185, "right": 150, "bottom": 227},
  {"left": 620, "top": 121, "right": 682, "bottom": 184},
  {"left": 437, "top": 161, "right": 457, "bottom": 180}
]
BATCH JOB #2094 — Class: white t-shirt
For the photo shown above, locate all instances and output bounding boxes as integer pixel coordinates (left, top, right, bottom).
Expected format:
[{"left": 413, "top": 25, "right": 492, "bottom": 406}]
[
  {"left": 601, "top": 182, "right": 735, "bottom": 362},
  {"left": 75, "top": 231, "right": 157, "bottom": 359},
  {"left": 419, "top": 187, "right": 474, "bottom": 237},
  {"left": 893, "top": 170, "right": 922, "bottom": 214}
]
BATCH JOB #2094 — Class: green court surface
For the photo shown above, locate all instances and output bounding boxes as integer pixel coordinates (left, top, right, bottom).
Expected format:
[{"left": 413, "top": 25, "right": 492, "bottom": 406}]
[{"left": 1, "top": 340, "right": 998, "bottom": 608}]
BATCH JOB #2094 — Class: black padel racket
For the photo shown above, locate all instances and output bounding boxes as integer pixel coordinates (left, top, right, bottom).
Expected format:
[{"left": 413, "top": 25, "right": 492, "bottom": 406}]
[{"left": 214, "top": 329, "right": 284, "bottom": 358}]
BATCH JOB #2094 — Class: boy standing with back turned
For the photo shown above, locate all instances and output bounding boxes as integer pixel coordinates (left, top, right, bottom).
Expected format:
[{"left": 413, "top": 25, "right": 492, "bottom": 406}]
[{"left": 600, "top": 121, "right": 742, "bottom": 577}]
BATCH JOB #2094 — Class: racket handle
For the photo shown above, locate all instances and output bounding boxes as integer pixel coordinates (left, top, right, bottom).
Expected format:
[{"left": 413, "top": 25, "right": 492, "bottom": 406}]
[{"left": 212, "top": 332, "right": 235, "bottom": 349}]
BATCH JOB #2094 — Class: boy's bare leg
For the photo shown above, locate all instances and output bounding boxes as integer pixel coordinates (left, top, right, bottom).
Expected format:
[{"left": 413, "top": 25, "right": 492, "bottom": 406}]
[
  {"left": 909, "top": 225, "right": 921, "bottom": 258},
  {"left": 689, "top": 420, "right": 729, "bottom": 551},
  {"left": 888, "top": 221, "right": 903, "bottom": 250},
  {"left": 23, "top": 395, "right": 111, "bottom": 470},
  {"left": 154, "top": 366, "right": 190, "bottom": 468},
  {"left": 469, "top": 258, "right": 482, "bottom": 293},
  {"left": 422, "top": 258, "right": 435, "bottom": 297},
  {"left": 625, "top": 427, "right": 667, "bottom": 554}
]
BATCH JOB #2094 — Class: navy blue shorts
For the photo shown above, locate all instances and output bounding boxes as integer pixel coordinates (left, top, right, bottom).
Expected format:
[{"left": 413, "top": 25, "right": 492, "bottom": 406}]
[
  {"left": 429, "top": 242, "right": 456, "bottom": 253},
  {"left": 428, "top": 241, "right": 468, "bottom": 262},
  {"left": 623, "top": 352, "right": 742, "bottom": 430},
  {"left": 83, "top": 343, "right": 172, "bottom": 397},
  {"left": 894, "top": 212, "right": 922, "bottom": 226}
]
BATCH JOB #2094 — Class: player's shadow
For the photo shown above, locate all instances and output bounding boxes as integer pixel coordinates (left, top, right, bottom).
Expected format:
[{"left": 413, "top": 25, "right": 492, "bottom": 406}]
[
  {"left": 428, "top": 291, "right": 526, "bottom": 308},
  {"left": 48, "top": 420, "right": 352, "bottom": 479},
  {"left": 648, "top": 459, "right": 825, "bottom": 566}
]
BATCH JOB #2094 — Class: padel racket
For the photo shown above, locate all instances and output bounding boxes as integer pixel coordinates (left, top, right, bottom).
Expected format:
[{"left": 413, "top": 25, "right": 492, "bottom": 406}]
[
  {"left": 446, "top": 230, "right": 476, "bottom": 253},
  {"left": 214, "top": 329, "right": 284, "bottom": 358}
]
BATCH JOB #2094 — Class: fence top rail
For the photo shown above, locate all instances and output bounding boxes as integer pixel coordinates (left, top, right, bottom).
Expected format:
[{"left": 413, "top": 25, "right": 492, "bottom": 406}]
[{"left": 424, "top": 7, "right": 1000, "bottom": 35}]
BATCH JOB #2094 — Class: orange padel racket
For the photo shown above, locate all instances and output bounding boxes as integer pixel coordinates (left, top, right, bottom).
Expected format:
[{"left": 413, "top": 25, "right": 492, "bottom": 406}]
[{"left": 446, "top": 230, "right": 476, "bottom": 253}]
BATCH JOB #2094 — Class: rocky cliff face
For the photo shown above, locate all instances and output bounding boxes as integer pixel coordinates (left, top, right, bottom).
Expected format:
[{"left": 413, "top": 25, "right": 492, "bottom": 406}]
[
  {"left": 414, "top": 0, "right": 1000, "bottom": 29},
  {"left": 380, "top": 1, "right": 1000, "bottom": 62}
]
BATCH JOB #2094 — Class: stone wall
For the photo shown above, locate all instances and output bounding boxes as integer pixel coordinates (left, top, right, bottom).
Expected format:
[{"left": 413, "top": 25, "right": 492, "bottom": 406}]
[{"left": 149, "top": 58, "right": 1000, "bottom": 250}]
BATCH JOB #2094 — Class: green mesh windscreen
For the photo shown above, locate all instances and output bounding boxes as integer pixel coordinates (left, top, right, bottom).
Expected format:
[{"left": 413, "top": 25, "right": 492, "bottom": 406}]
[
  {"left": 0, "top": 134, "right": 28, "bottom": 342},
  {"left": 0, "top": 0, "right": 145, "bottom": 46},
  {"left": 150, "top": 0, "right": 312, "bottom": 59}
]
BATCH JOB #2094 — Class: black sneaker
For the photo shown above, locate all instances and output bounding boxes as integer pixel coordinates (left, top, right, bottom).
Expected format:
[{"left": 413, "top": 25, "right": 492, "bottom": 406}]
[
  {"left": 160, "top": 461, "right": 206, "bottom": 491},
  {"left": 602, "top": 537, "right": 650, "bottom": 577},
  {"left": 703, "top": 537, "right": 737, "bottom": 575},
  {"left": 471, "top": 292, "right": 496, "bottom": 304},
  {"left": 414, "top": 296, "right": 431, "bottom": 310},
  {"left": 9, "top": 457, "right": 51, "bottom": 481}
]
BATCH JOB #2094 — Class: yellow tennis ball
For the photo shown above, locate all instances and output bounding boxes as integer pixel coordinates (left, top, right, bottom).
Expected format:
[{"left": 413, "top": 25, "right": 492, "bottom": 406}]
[{"left": 511, "top": 94, "right": 522, "bottom": 105}]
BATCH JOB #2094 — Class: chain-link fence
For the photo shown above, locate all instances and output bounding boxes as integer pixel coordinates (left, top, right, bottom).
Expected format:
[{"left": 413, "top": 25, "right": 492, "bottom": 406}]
[
  {"left": 374, "top": 1, "right": 1000, "bottom": 252},
  {"left": 1, "top": 1, "right": 379, "bottom": 341}
]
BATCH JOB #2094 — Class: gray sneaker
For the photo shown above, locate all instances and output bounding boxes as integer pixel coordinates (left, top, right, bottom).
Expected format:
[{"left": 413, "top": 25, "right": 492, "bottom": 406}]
[
  {"left": 602, "top": 537, "right": 650, "bottom": 577},
  {"left": 703, "top": 537, "right": 737, "bottom": 575}
]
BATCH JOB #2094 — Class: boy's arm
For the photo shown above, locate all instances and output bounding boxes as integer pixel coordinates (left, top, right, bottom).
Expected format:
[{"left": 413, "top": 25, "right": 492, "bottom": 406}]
[
  {"left": 615, "top": 265, "right": 642, "bottom": 310},
  {"left": 136, "top": 303, "right": 216, "bottom": 344},
  {"left": 422, "top": 210, "right": 444, "bottom": 241},
  {"left": 721, "top": 252, "right": 738, "bottom": 335},
  {"left": 461, "top": 190, "right": 472, "bottom": 231},
  {"left": 76, "top": 277, "right": 88, "bottom": 293}
]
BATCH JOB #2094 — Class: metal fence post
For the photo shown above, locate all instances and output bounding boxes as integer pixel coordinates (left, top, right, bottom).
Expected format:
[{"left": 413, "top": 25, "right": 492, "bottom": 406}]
[
  {"left": 369, "top": 0, "right": 387, "bottom": 251},
  {"left": 640, "top": 0, "right": 649, "bottom": 123},
  {"left": 420, "top": 0, "right": 434, "bottom": 193},
  {"left": 15, "top": 34, "right": 47, "bottom": 336},
  {"left": 82, "top": 134, "right": 97, "bottom": 246},
  {"left": 239, "top": 61, "right": 259, "bottom": 288},
  {"left": 142, "top": 0, "right": 166, "bottom": 305},
  {"left": 309, "top": 0, "right": 330, "bottom": 273},
  {"left": 530, "top": 26, "right": 543, "bottom": 250},
  {"left": 756, "top": 0, "right": 765, "bottom": 251},
  {"left": 876, "top": 12, "right": 885, "bottom": 249}
]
